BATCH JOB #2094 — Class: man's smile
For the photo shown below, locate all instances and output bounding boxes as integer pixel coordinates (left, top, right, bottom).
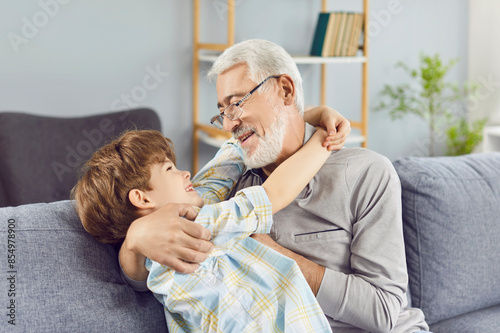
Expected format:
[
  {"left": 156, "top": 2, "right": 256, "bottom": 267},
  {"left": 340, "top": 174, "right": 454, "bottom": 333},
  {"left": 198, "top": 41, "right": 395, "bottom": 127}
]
[
  {"left": 238, "top": 131, "right": 254, "bottom": 144},
  {"left": 233, "top": 126, "right": 258, "bottom": 147}
]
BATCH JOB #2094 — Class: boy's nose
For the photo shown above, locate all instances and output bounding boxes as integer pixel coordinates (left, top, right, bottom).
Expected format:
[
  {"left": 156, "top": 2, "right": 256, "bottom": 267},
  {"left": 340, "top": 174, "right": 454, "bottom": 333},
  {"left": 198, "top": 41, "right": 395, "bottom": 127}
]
[{"left": 183, "top": 170, "right": 191, "bottom": 179}]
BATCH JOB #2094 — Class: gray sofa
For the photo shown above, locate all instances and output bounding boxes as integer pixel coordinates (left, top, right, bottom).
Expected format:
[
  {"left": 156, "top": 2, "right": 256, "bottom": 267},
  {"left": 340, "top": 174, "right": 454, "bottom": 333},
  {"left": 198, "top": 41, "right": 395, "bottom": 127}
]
[
  {"left": 393, "top": 153, "right": 500, "bottom": 333},
  {"left": 0, "top": 110, "right": 499, "bottom": 331},
  {"left": 0, "top": 109, "right": 162, "bottom": 207},
  {"left": 0, "top": 109, "right": 167, "bottom": 333}
]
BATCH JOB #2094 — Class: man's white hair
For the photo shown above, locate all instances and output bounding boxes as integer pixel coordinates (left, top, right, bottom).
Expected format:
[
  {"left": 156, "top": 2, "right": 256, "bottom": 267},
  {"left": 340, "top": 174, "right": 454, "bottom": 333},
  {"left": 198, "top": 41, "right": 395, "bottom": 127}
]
[{"left": 207, "top": 39, "right": 304, "bottom": 115}]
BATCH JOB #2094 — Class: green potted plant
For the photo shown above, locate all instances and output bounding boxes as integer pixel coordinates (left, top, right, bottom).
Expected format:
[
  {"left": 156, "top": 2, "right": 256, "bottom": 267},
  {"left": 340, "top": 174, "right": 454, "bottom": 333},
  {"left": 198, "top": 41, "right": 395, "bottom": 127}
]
[{"left": 376, "top": 53, "right": 486, "bottom": 156}]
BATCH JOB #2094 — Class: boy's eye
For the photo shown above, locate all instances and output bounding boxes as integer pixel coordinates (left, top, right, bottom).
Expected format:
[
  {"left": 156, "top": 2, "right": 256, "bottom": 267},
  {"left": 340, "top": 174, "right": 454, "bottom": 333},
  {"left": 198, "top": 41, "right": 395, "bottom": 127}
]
[{"left": 166, "top": 166, "right": 173, "bottom": 172}]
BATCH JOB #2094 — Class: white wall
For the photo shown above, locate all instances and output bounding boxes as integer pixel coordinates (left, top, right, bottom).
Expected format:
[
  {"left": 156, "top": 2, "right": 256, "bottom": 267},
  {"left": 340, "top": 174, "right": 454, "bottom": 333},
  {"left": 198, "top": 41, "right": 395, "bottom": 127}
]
[
  {"left": 0, "top": 0, "right": 471, "bottom": 173},
  {"left": 468, "top": 0, "right": 500, "bottom": 126}
]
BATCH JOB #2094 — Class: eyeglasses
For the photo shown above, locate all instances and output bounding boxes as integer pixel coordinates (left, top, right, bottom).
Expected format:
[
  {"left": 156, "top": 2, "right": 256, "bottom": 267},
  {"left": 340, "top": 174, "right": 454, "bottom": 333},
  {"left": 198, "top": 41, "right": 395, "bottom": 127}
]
[{"left": 210, "top": 75, "right": 280, "bottom": 129}]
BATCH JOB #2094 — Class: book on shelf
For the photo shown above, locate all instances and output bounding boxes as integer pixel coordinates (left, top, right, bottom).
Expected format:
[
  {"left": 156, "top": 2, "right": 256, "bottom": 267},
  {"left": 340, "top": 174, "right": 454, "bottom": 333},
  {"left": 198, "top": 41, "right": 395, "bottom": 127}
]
[
  {"left": 309, "top": 12, "right": 330, "bottom": 56},
  {"left": 333, "top": 12, "right": 347, "bottom": 57},
  {"left": 310, "top": 11, "right": 364, "bottom": 57}
]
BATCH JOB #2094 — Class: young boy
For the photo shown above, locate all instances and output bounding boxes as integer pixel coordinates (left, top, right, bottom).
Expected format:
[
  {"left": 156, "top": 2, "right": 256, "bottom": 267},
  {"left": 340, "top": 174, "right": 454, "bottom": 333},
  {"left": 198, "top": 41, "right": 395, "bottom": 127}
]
[{"left": 72, "top": 126, "right": 335, "bottom": 332}]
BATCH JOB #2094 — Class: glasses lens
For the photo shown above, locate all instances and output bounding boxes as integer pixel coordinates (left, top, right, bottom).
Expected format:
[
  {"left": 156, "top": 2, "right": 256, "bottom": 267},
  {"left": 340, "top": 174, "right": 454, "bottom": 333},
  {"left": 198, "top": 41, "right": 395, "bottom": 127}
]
[
  {"left": 225, "top": 104, "right": 243, "bottom": 121},
  {"left": 210, "top": 115, "right": 224, "bottom": 129}
]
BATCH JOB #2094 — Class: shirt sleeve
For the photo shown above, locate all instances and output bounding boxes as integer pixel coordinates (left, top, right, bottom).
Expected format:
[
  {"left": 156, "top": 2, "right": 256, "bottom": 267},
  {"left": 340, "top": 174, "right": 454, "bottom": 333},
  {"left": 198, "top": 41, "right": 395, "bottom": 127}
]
[
  {"left": 316, "top": 152, "right": 409, "bottom": 332},
  {"left": 119, "top": 255, "right": 149, "bottom": 292},
  {"left": 120, "top": 139, "right": 244, "bottom": 291},
  {"left": 196, "top": 186, "right": 273, "bottom": 249},
  {"left": 192, "top": 138, "right": 245, "bottom": 205}
]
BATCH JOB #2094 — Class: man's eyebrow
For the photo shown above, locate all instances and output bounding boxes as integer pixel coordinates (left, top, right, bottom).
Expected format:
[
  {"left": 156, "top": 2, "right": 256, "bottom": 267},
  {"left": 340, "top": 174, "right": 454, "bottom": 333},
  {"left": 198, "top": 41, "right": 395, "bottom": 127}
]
[{"left": 216, "top": 92, "right": 246, "bottom": 109}]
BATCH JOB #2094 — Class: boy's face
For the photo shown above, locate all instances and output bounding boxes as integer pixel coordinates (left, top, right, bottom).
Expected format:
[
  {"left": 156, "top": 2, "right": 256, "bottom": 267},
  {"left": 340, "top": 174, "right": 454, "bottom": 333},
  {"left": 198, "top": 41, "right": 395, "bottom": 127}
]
[{"left": 145, "top": 159, "right": 204, "bottom": 209}]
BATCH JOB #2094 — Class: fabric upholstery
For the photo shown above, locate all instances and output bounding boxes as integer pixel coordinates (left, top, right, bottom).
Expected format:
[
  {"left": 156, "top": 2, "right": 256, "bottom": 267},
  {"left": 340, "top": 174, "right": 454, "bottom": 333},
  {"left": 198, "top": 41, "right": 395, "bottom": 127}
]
[
  {"left": 0, "top": 200, "right": 168, "bottom": 333},
  {"left": 393, "top": 153, "right": 500, "bottom": 325},
  {"left": 0, "top": 109, "right": 161, "bottom": 207},
  {"left": 429, "top": 304, "right": 500, "bottom": 333}
]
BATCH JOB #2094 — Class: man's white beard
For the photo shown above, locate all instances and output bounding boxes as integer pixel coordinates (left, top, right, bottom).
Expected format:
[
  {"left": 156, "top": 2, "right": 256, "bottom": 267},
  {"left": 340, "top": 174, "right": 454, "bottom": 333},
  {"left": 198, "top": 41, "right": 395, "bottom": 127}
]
[{"left": 237, "top": 105, "right": 288, "bottom": 169}]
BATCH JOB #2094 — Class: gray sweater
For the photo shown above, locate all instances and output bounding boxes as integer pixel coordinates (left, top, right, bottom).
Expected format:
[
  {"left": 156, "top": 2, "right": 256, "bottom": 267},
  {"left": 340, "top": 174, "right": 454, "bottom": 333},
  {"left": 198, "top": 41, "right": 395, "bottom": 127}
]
[{"left": 227, "top": 125, "right": 429, "bottom": 333}]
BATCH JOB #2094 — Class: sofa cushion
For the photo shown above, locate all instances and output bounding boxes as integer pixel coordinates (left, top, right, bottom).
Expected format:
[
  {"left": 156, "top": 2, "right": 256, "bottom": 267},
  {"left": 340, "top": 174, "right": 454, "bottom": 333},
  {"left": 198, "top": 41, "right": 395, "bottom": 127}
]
[
  {"left": 393, "top": 153, "right": 500, "bottom": 325},
  {"left": 430, "top": 304, "right": 500, "bottom": 333},
  {"left": 0, "top": 200, "right": 167, "bottom": 333}
]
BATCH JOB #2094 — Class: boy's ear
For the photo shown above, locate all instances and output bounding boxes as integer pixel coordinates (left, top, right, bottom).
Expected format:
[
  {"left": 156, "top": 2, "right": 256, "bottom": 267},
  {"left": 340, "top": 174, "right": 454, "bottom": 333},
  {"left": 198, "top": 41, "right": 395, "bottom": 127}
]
[{"left": 128, "top": 189, "right": 155, "bottom": 210}]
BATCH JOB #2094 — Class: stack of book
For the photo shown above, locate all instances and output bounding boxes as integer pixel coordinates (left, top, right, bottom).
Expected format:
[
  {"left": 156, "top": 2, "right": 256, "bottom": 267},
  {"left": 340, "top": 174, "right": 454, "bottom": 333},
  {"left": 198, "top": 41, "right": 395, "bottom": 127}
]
[{"left": 310, "top": 12, "right": 364, "bottom": 57}]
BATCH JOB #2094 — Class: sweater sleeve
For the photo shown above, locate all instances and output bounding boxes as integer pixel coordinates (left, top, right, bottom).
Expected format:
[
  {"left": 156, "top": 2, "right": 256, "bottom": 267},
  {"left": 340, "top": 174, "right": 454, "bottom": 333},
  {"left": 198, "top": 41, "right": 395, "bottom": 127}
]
[{"left": 316, "top": 152, "right": 408, "bottom": 333}]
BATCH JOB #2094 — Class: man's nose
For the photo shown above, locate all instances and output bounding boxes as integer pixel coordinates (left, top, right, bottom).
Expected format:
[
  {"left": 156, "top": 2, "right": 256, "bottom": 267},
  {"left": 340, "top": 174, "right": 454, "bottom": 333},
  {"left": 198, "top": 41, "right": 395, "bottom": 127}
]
[{"left": 223, "top": 116, "right": 240, "bottom": 132}]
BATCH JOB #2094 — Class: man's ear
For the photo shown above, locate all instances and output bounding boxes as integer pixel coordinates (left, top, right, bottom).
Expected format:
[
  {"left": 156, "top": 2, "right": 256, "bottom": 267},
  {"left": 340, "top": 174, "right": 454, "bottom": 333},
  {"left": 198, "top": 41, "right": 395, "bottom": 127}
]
[
  {"left": 277, "top": 74, "right": 296, "bottom": 106},
  {"left": 128, "top": 189, "right": 155, "bottom": 210}
]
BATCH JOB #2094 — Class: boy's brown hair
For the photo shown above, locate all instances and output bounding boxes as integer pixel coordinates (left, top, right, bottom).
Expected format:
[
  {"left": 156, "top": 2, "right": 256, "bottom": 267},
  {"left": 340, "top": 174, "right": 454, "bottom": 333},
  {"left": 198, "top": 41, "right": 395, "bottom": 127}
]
[{"left": 71, "top": 130, "right": 176, "bottom": 244}]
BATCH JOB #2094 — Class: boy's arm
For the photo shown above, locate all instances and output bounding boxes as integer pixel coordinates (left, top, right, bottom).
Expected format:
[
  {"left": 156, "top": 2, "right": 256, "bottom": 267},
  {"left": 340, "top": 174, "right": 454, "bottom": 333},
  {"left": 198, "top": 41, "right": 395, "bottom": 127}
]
[
  {"left": 196, "top": 186, "right": 273, "bottom": 247},
  {"left": 199, "top": 129, "right": 330, "bottom": 245},
  {"left": 304, "top": 106, "right": 351, "bottom": 151},
  {"left": 191, "top": 138, "right": 244, "bottom": 204},
  {"left": 193, "top": 106, "right": 350, "bottom": 204},
  {"left": 263, "top": 129, "right": 330, "bottom": 214}
]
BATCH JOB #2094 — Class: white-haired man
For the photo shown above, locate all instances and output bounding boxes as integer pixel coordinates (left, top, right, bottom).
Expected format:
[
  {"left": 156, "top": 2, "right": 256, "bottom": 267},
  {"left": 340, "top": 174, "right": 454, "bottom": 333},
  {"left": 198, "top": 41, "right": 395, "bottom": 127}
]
[{"left": 120, "top": 39, "right": 430, "bottom": 332}]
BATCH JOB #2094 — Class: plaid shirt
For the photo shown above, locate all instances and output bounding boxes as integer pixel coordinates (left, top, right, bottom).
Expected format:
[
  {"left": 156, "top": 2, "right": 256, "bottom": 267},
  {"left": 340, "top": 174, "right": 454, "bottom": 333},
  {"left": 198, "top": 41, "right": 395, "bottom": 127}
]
[{"left": 146, "top": 139, "right": 332, "bottom": 333}]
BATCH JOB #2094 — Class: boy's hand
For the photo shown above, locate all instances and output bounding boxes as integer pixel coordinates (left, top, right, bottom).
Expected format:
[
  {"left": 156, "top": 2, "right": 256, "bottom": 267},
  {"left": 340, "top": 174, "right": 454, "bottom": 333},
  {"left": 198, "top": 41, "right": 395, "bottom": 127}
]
[
  {"left": 304, "top": 106, "right": 351, "bottom": 151},
  {"left": 121, "top": 203, "right": 213, "bottom": 279},
  {"left": 319, "top": 108, "right": 351, "bottom": 151}
]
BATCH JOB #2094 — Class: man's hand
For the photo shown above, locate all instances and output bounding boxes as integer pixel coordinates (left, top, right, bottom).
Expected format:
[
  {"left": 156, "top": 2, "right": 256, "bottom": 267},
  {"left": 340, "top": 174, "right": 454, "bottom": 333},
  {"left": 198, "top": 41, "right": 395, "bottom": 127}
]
[
  {"left": 304, "top": 105, "right": 352, "bottom": 151},
  {"left": 250, "top": 234, "right": 325, "bottom": 296},
  {"left": 119, "top": 203, "right": 213, "bottom": 281}
]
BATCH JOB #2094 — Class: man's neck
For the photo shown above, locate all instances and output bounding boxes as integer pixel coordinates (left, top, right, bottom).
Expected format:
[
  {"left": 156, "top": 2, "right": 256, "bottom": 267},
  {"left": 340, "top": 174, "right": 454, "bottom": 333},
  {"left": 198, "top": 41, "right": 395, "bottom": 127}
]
[{"left": 262, "top": 115, "right": 305, "bottom": 176}]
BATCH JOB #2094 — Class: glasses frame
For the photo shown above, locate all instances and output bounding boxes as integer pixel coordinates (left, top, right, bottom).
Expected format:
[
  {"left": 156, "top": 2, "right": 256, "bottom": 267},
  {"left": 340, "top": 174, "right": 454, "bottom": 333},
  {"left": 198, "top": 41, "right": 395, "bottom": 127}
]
[{"left": 210, "top": 75, "right": 280, "bottom": 129}]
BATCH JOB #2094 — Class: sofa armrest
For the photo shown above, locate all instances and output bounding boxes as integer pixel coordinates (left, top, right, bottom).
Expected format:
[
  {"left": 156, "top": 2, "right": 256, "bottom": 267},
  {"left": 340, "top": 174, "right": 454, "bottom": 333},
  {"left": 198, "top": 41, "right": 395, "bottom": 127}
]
[{"left": 394, "top": 153, "right": 500, "bottom": 326}]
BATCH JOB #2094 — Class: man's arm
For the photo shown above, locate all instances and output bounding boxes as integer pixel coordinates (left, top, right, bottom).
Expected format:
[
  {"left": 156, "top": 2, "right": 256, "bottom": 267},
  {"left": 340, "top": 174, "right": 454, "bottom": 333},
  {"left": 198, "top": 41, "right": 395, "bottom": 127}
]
[
  {"left": 315, "top": 153, "right": 408, "bottom": 332},
  {"left": 119, "top": 203, "right": 212, "bottom": 281}
]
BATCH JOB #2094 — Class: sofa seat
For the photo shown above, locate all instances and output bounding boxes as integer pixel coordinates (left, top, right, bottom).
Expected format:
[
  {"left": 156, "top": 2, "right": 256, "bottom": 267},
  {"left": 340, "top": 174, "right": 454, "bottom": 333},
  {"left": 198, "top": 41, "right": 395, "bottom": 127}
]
[
  {"left": 0, "top": 200, "right": 167, "bottom": 333},
  {"left": 430, "top": 304, "right": 500, "bottom": 333}
]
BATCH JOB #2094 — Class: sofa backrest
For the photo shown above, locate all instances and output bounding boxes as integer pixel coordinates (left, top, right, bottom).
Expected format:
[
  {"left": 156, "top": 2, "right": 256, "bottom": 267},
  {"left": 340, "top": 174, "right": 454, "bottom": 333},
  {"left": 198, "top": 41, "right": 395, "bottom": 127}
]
[
  {"left": 0, "top": 109, "right": 161, "bottom": 207},
  {"left": 394, "top": 153, "right": 500, "bottom": 325}
]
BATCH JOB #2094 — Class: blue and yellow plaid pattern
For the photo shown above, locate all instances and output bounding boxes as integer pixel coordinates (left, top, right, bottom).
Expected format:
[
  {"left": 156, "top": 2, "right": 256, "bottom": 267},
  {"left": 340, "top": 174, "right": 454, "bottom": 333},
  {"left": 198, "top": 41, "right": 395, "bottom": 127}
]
[
  {"left": 147, "top": 139, "right": 332, "bottom": 332},
  {"left": 192, "top": 138, "right": 246, "bottom": 206}
]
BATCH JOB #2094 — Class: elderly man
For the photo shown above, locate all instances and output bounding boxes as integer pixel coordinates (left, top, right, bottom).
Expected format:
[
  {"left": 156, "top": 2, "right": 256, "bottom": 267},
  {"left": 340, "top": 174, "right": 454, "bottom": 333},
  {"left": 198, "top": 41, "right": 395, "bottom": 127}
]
[{"left": 120, "top": 39, "right": 429, "bottom": 332}]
